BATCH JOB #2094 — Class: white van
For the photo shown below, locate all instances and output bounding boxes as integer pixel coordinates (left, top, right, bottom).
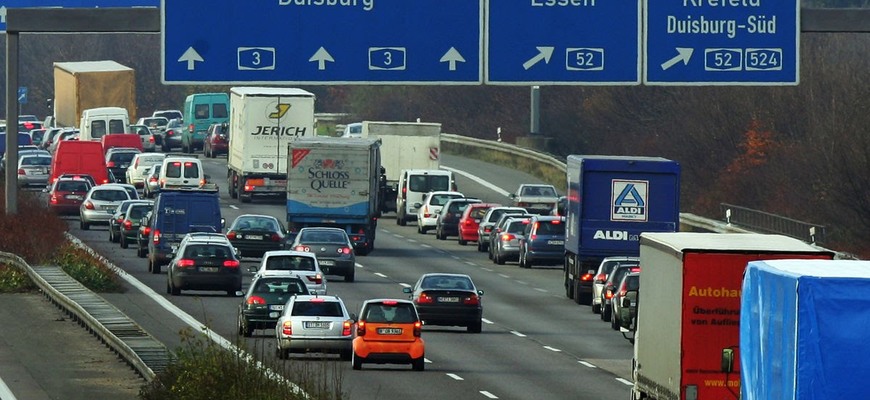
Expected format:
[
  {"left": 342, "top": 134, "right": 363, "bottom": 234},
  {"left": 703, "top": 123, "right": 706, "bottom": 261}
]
[
  {"left": 158, "top": 156, "right": 205, "bottom": 190},
  {"left": 395, "top": 169, "right": 456, "bottom": 226},
  {"left": 79, "top": 106, "right": 129, "bottom": 141}
]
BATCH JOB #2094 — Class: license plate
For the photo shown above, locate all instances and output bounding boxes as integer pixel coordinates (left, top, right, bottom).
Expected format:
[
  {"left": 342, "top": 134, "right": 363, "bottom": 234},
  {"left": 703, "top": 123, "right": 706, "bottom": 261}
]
[
  {"left": 304, "top": 321, "right": 330, "bottom": 329},
  {"left": 65, "top": 194, "right": 83, "bottom": 200},
  {"left": 243, "top": 234, "right": 263, "bottom": 240},
  {"left": 319, "top": 260, "right": 335, "bottom": 266},
  {"left": 548, "top": 240, "right": 565, "bottom": 245},
  {"left": 269, "top": 304, "right": 284, "bottom": 311},
  {"left": 103, "top": 205, "right": 115, "bottom": 211},
  {"left": 269, "top": 312, "right": 280, "bottom": 318},
  {"left": 439, "top": 297, "right": 460, "bottom": 303},
  {"left": 199, "top": 267, "right": 218, "bottom": 272},
  {"left": 377, "top": 327, "right": 402, "bottom": 335}
]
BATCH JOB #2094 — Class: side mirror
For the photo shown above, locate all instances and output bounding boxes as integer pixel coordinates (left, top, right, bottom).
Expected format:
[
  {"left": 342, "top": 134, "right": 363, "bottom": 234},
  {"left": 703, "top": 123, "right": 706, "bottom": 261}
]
[
  {"left": 721, "top": 348, "right": 734, "bottom": 373},
  {"left": 402, "top": 287, "right": 412, "bottom": 294},
  {"left": 587, "top": 269, "right": 596, "bottom": 275},
  {"left": 204, "top": 174, "right": 211, "bottom": 181},
  {"left": 42, "top": 188, "right": 48, "bottom": 193},
  {"left": 477, "top": 290, "right": 484, "bottom": 296},
  {"left": 509, "top": 193, "right": 516, "bottom": 199},
  {"left": 413, "top": 202, "right": 422, "bottom": 208},
  {"left": 220, "top": 218, "right": 226, "bottom": 228},
  {"left": 246, "top": 265, "right": 258, "bottom": 274}
]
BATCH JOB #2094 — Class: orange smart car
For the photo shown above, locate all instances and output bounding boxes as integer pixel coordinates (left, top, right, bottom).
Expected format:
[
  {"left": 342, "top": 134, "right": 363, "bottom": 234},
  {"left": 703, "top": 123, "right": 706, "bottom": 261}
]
[{"left": 352, "top": 299, "right": 425, "bottom": 371}]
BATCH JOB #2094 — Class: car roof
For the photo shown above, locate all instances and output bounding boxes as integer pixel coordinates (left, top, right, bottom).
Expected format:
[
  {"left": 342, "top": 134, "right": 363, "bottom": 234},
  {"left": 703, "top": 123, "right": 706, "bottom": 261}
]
[
  {"left": 362, "top": 298, "right": 415, "bottom": 306},
  {"left": 291, "top": 294, "right": 343, "bottom": 302},
  {"left": 298, "top": 227, "right": 346, "bottom": 233},
  {"left": 420, "top": 272, "right": 473, "bottom": 279},
  {"left": 263, "top": 250, "right": 317, "bottom": 259}
]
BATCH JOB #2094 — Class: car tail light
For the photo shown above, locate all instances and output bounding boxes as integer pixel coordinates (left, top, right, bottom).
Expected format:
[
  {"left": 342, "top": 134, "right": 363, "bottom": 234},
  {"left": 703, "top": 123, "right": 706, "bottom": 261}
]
[
  {"left": 84, "top": 201, "right": 95, "bottom": 210},
  {"left": 282, "top": 321, "right": 293, "bottom": 336},
  {"left": 307, "top": 274, "right": 323, "bottom": 285},
  {"left": 500, "top": 233, "right": 515, "bottom": 241},
  {"left": 581, "top": 272, "right": 594, "bottom": 282},
  {"left": 342, "top": 320, "right": 352, "bottom": 336},
  {"left": 143, "top": 226, "right": 151, "bottom": 235},
  {"left": 337, "top": 247, "right": 351, "bottom": 255},
  {"left": 199, "top": 178, "right": 206, "bottom": 187},
  {"left": 413, "top": 321, "right": 422, "bottom": 337},
  {"left": 123, "top": 220, "right": 133, "bottom": 230},
  {"left": 226, "top": 231, "right": 237, "bottom": 240},
  {"left": 188, "top": 123, "right": 194, "bottom": 133},
  {"left": 101, "top": 178, "right": 109, "bottom": 184},
  {"left": 17, "top": 168, "right": 25, "bottom": 175},
  {"left": 463, "top": 294, "right": 480, "bottom": 305},
  {"left": 50, "top": 194, "right": 58, "bottom": 204},
  {"left": 270, "top": 233, "right": 281, "bottom": 242},
  {"left": 177, "top": 259, "right": 195, "bottom": 268},
  {"left": 462, "top": 218, "right": 474, "bottom": 226},
  {"left": 247, "top": 296, "right": 266, "bottom": 306},
  {"left": 223, "top": 260, "right": 240, "bottom": 268},
  {"left": 184, "top": 162, "right": 194, "bottom": 167},
  {"left": 149, "top": 136, "right": 155, "bottom": 143},
  {"left": 484, "top": 226, "right": 492, "bottom": 233},
  {"left": 618, "top": 288, "right": 628, "bottom": 298},
  {"left": 295, "top": 245, "right": 310, "bottom": 252},
  {"left": 551, "top": 220, "right": 561, "bottom": 225},
  {"left": 148, "top": 176, "right": 157, "bottom": 183},
  {"left": 417, "top": 292, "right": 434, "bottom": 304},
  {"left": 152, "top": 229, "right": 161, "bottom": 244},
  {"left": 244, "top": 184, "right": 254, "bottom": 191},
  {"left": 116, "top": 217, "right": 124, "bottom": 224},
  {"left": 167, "top": 130, "right": 173, "bottom": 136},
  {"left": 594, "top": 273, "right": 607, "bottom": 283},
  {"left": 605, "top": 288, "right": 614, "bottom": 300},
  {"left": 357, "top": 320, "right": 366, "bottom": 336},
  {"left": 107, "top": 161, "right": 116, "bottom": 168}
]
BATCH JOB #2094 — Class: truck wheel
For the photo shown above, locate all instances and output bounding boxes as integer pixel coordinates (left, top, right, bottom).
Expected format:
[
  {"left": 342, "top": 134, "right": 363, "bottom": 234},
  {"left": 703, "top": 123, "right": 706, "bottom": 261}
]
[
  {"left": 397, "top": 210, "right": 407, "bottom": 226},
  {"left": 565, "top": 271, "right": 575, "bottom": 299},
  {"left": 228, "top": 172, "right": 238, "bottom": 199}
]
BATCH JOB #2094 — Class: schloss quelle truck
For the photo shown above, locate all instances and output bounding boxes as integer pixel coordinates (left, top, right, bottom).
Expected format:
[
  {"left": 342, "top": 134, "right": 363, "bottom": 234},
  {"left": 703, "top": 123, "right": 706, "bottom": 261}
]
[
  {"left": 563, "top": 155, "right": 681, "bottom": 304},
  {"left": 286, "top": 137, "right": 382, "bottom": 256},
  {"left": 631, "top": 232, "right": 834, "bottom": 400},
  {"left": 227, "top": 87, "right": 315, "bottom": 203}
]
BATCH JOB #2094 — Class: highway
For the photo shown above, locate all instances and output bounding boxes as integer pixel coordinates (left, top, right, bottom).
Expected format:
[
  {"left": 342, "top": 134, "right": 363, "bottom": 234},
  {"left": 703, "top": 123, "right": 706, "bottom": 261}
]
[{"left": 54, "top": 153, "right": 634, "bottom": 400}]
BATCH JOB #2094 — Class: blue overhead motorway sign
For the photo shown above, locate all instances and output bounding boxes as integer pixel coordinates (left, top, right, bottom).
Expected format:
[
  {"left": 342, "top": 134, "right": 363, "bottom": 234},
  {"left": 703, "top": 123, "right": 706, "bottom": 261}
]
[
  {"left": 0, "top": 0, "right": 159, "bottom": 32},
  {"left": 162, "top": 0, "right": 483, "bottom": 85},
  {"left": 644, "top": 0, "right": 799, "bottom": 85},
  {"left": 486, "top": 0, "right": 641, "bottom": 85}
]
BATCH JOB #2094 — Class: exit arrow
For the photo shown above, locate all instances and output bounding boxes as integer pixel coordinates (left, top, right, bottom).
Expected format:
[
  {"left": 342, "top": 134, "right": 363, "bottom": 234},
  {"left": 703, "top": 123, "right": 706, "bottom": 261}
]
[
  {"left": 522, "top": 46, "right": 555, "bottom": 70},
  {"left": 178, "top": 47, "right": 204, "bottom": 71},
  {"left": 440, "top": 47, "right": 466, "bottom": 71},
  {"left": 309, "top": 47, "right": 334, "bottom": 71},
  {"left": 660, "top": 48, "right": 694, "bottom": 71}
]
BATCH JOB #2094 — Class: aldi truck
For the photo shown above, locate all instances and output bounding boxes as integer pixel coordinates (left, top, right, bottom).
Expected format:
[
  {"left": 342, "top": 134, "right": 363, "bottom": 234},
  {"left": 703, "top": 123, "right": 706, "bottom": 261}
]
[
  {"left": 53, "top": 60, "right": 136, "bottom": 128},
  {"left": 359, "top": 121, "right": 441, "bottom": 214},
  {"left": 741, "top": 259, "right": 870, "bottom": 400},
  {"left": 227, "top": 87, "right": 315, "bottom": 203},
  {"left": 631, "top": 233, "right": 834, "bottom": 400},
  {"left": 563, "top": 155, "right": 681, "bottom": 304},
  {"left": 286, "top": 137, "right": 382, "bottom": 256}
]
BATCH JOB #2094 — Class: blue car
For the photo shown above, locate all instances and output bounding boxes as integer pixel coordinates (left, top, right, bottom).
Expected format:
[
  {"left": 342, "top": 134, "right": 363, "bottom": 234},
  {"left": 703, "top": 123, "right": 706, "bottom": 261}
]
[{"left": 517, "top": 215, "right": 566, "bottom": 269}]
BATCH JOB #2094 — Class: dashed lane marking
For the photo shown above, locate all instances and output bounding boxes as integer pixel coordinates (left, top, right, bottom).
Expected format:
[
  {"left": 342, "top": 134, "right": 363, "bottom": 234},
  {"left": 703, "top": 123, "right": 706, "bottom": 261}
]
[
  {"left": 447, "top": 373, "right": 464, "bottom": 381},
  {"left": 616, "top": 378, "right": 633, "bottom": 386},
  {"left": 543, "top": 346, "right": 562, "bottom": 352},
  {"left": 399, "top": 283, "right": 411, "bottom": 288},
  {"left": 481, "top": 318, "right": 493, "bottom": 324},
  {"left": 374, "top": 273, "right": 388, "bottom": 278},
  {"left": 480, "top": 391, "right": 499, "bottom": 399},
  {"left": 510, "top": 331, "right": 527, "bottom": 338},
  {"left": 578, "top": 361, "right": 597, "bottom": 368},
  {"left": 534, "top": 288, "right": 548, "bottom": 293}
]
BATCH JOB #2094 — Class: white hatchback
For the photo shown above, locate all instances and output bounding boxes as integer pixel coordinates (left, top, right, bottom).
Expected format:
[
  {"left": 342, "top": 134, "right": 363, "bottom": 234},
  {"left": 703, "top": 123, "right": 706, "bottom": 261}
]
[
  {"left": 415, "top": 191, "right": 464, "bottom": 234},
  {"left": 126, "top": 153, "right": 166, "bottom": 189},
  {"left": 254, "top": 250, "right": 327, "bottom": 295}
]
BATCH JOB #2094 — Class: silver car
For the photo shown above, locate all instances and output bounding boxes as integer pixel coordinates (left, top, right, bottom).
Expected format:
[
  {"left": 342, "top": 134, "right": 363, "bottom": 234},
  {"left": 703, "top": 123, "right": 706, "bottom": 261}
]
[
  {"left": 590, "top": 256, "right": 639, "bottom": 314},
  {"left": 275, "top": 295, "right": 354, "bottom": 360},
  {"left": 16, "top": 153, "right": 52, "bottom": 187},
  {"left": 79, "top": 185, "right": 133, "bottom": 230},
  {"left": 491, "top": 217, "right": 531, "bottom": 265},
  {"left": 143, "top": 164, "right": 162, "bottom": 198},
  {"left": 128, "top": 124, "right": 157, "bottom": 152}
]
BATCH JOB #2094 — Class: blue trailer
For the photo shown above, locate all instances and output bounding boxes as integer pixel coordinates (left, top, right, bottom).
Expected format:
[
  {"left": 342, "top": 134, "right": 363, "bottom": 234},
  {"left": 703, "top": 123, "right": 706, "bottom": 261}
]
[{"left": 563, "top": 155, "right": 681, "bottom": 304}]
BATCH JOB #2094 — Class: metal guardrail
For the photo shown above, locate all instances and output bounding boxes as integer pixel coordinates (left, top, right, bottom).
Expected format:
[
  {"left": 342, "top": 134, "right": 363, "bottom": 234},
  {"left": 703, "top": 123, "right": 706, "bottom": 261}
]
[
  {"left": 441, "top": 133, "right": 567, "bottom": 175},
  {"left": 0, "top": 238, "right": 171, "bottom": 381},
  {"left": 721, "top": 203, "right": 827, "bottom": 245}
]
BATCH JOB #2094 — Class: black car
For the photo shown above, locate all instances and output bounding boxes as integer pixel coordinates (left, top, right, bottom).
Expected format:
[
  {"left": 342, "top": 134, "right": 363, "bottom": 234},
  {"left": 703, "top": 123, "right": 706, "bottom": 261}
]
[
  {"left": 166, "top": 234, "right": 242, "bottom": 296},
  {"left": 288, "top": 227, "right": 356, "bottom": 282},
  {"left": 104, "top": 148, "right": 141, "bottom": 184},
  {"left": 600, "top": 263, "right": 641, "bottom": 322},
  {"left": 136, "top": 210, "right": 153, "bottom": 258},
  {"left": 435, "top": 198, "right": 482, "bottom": 240},
  {"left": 108, "top": 200, "right": 151, "bottom": 243},
  {"left": 403, "top": 273, "right": 484, "bottom": 333},
  {"left": 237, "top": 275, "right": 309, "bottom": 337},
  {"left": 226, "top": 214, "right": 287, "bottom": 258},
  {"left": 119, "top": 202, "right": 153, "bottom": 249}
]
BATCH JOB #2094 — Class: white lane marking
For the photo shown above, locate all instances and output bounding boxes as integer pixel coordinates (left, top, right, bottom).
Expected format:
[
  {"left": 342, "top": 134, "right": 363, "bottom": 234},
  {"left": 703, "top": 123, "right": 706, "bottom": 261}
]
[
  {"left": 355, "top": 264, "right": 364, "bottom": 268},
  {"left": 393, "top": 234, "right": 403, "bottom": 238},
  {"left": 446, "top": 373, "right": 464, "bottom": 381},
  {"left": 510, "top": 331, "right": 527, "bottom": 337},
  {"left": 498, "top": 274, "right": 510, "bottom": 279},
  {"left": 534, "top": 288, "right": 547, "bottom": 293},
  {"left": 451, "top": 256, "right": 461, "bottom": 260},
  {"left": 407, "top": 239, "right": 418, "bottom": 243},
  {"left": 543, "top": 346, "right": 561, "bottom": 352},
  {"left": 425, "top": 358, "right": 432, "bottom": 363},
  {"left": 577, "top": 361, "right": 597, "bottom": 368},
  {"left": 480, "top": 391, "right": 499, "bottom": 399},
  {"left": 516, "top": 280, "right": 528, "bottom": 285},
  {"left": 465, "top": 261, "right": 477, "bottom": 266},
  {"left": 481, "top": 267, "right": 493, "bottom": 272},
  {"left": 481, "top": 318, "right": 493, "bottom": 324},
  {"left": 616, "top": 378, "right": 634, "bottom": 386},
  {"left": 399, "top": 283, "right": 411, "bottom": 288},
  {"left": 0, "top": 377, "right": 17, "bottom": 400},
  {"left": 421, "top": 244, "right": 432, "bottom": 248},
  {"left": 441, "top": 166, "right": 511, "bottom": 198},
  {"left": 374, "top": 272, "right": 388, "bottom": 278},
  {"left": 229, "top": 204, "right": 239, "bottom": 210}
]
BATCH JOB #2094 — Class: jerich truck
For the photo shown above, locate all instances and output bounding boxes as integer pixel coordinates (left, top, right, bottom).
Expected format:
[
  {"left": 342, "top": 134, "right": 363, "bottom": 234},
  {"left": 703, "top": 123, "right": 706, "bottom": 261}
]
[
  {"left": 53, "top": 60, "right": 136, "bottom": 128},
  {"left": 227, "top": 87, "right": 315, "bottom": 203},
  {"left": 563, "top": 155, "right": 681, "bottom": 304},
  {"left": 359, "top": 121, "right": 441, "bottom": 214},
  {"left": 741, "top": 259, "right": 870, "bottom": 400},
  {"left": 631, "top": 232, "right": 834, "bottom": 400},
  {"left": 286, "top": 137, "right": 382, "bottom": 256}
]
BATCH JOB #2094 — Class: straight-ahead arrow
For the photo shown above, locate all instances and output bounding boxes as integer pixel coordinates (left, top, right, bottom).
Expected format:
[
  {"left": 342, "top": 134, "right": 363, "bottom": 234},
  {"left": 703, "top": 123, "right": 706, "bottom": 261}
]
[
  {"left": 522, "top": 46, "right": 555, "bottom": 70},
  {"left": 309, "top": 47, "right": 334, "bottom": 71},
  {"left": 660, "top": 48, "right": 694, "bottom": 71},
  {"left": 440, "top": 47, "right": 466, "bottom": 71},
  {"left": 178, "top": 47, "right": 203, "bottom": 71}
]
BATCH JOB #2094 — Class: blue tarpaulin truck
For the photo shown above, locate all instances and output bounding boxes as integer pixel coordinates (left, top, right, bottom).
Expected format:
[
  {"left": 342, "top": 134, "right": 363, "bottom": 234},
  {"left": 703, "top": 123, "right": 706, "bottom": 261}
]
[
  {"left": 286, "top": 137, "right": 382, "bottom": 256},
  {"left": 563, "top": 155, "right": 681, "bottom": 304},
  {"left": 741, "top": 259, "right": 870, "bottom": 400}
]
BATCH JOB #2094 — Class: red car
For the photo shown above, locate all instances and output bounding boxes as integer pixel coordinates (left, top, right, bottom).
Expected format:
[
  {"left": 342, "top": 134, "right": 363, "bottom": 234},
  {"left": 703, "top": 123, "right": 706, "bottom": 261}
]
[
  {"left": 47, "top": 176, "right": 93, "bottom": 215},
  {"left": 203, "top": 123, "right": 229, "bottom": 158},
  {"left": 457, "top": 203, "right": 501, "bottom": 246}
]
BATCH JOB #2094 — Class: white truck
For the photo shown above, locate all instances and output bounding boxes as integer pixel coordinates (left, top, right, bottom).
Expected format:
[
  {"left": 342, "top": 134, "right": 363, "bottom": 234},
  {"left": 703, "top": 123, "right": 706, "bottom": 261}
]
[
  {"left": 226, "top": 87, "right": 315, "bottom": 203},
  {"left": 359, "top": 121, "right": 441, "bottom": 214}
]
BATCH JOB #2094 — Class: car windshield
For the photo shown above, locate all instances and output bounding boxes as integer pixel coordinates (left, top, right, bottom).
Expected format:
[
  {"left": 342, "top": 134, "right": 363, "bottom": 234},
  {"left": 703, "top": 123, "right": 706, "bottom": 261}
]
[
  {"left": 234, "top": 217, "right": 279, "bottom": 232},
  {"left": 506, "top": 220, "right": 528, "bottom": 234},
  {"left": 21, "top": 156, "right": 51, "bottom": 166},
  {"left": 299, "top": 230, "right": 347, "bottom": 244},
  {"left": 264, "top": 255, "right": 315, "bottom": 272},
  {"left": 535, "top": 220, "right": 565, "bottom": 235},
  {"left": 364, "top": 303, "right": 416, "bottom": 323},
  {"left": 91, "top": 189, "right": 128, "bottom": 201},
  {"left": 421, "top": 275, "right": 474, "bottom": 290},
  {"left": 449, "top": 202, "right": 474, "bottom": 213},
  {"left": 522, "top": 186, "right": 557, "bottom": 196},
  {"left": 291, "top": 301, "right": 344, "bottom": 317},
  {"left": 409, "top": 175, "right": 450, "bottom": 192},
  {"left": 430, "top": 194, "right": 459, "bottom": 206},
  {"left": 183, "top": 244, "right": 231, "bottom": 259},
  {"left": 468, "top": 207, "right": 488, "bottom": 219},
  {"left": 110, "top": 152, "right": 138, "bottom": 163},
  {"left": 253, "top": 278, "right": 307, "bottom": 296},
  {"left": 56, "top": 181, "right": 90, "bottom": 192},
  {"left": 489, "top": 209, "right": 522, "bottom": 223},
  {"left": 128, "top": 205, "right": 150, "bottom": 220},
  {"left": 624, "top": 275, "right": 640, "bottom": 291}
]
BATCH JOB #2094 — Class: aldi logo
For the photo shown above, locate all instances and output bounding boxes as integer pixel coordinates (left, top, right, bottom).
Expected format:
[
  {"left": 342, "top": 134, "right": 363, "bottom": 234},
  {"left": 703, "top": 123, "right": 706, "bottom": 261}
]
[{"left": 611, "top": 180, "right": 648, "bottom": 222}]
